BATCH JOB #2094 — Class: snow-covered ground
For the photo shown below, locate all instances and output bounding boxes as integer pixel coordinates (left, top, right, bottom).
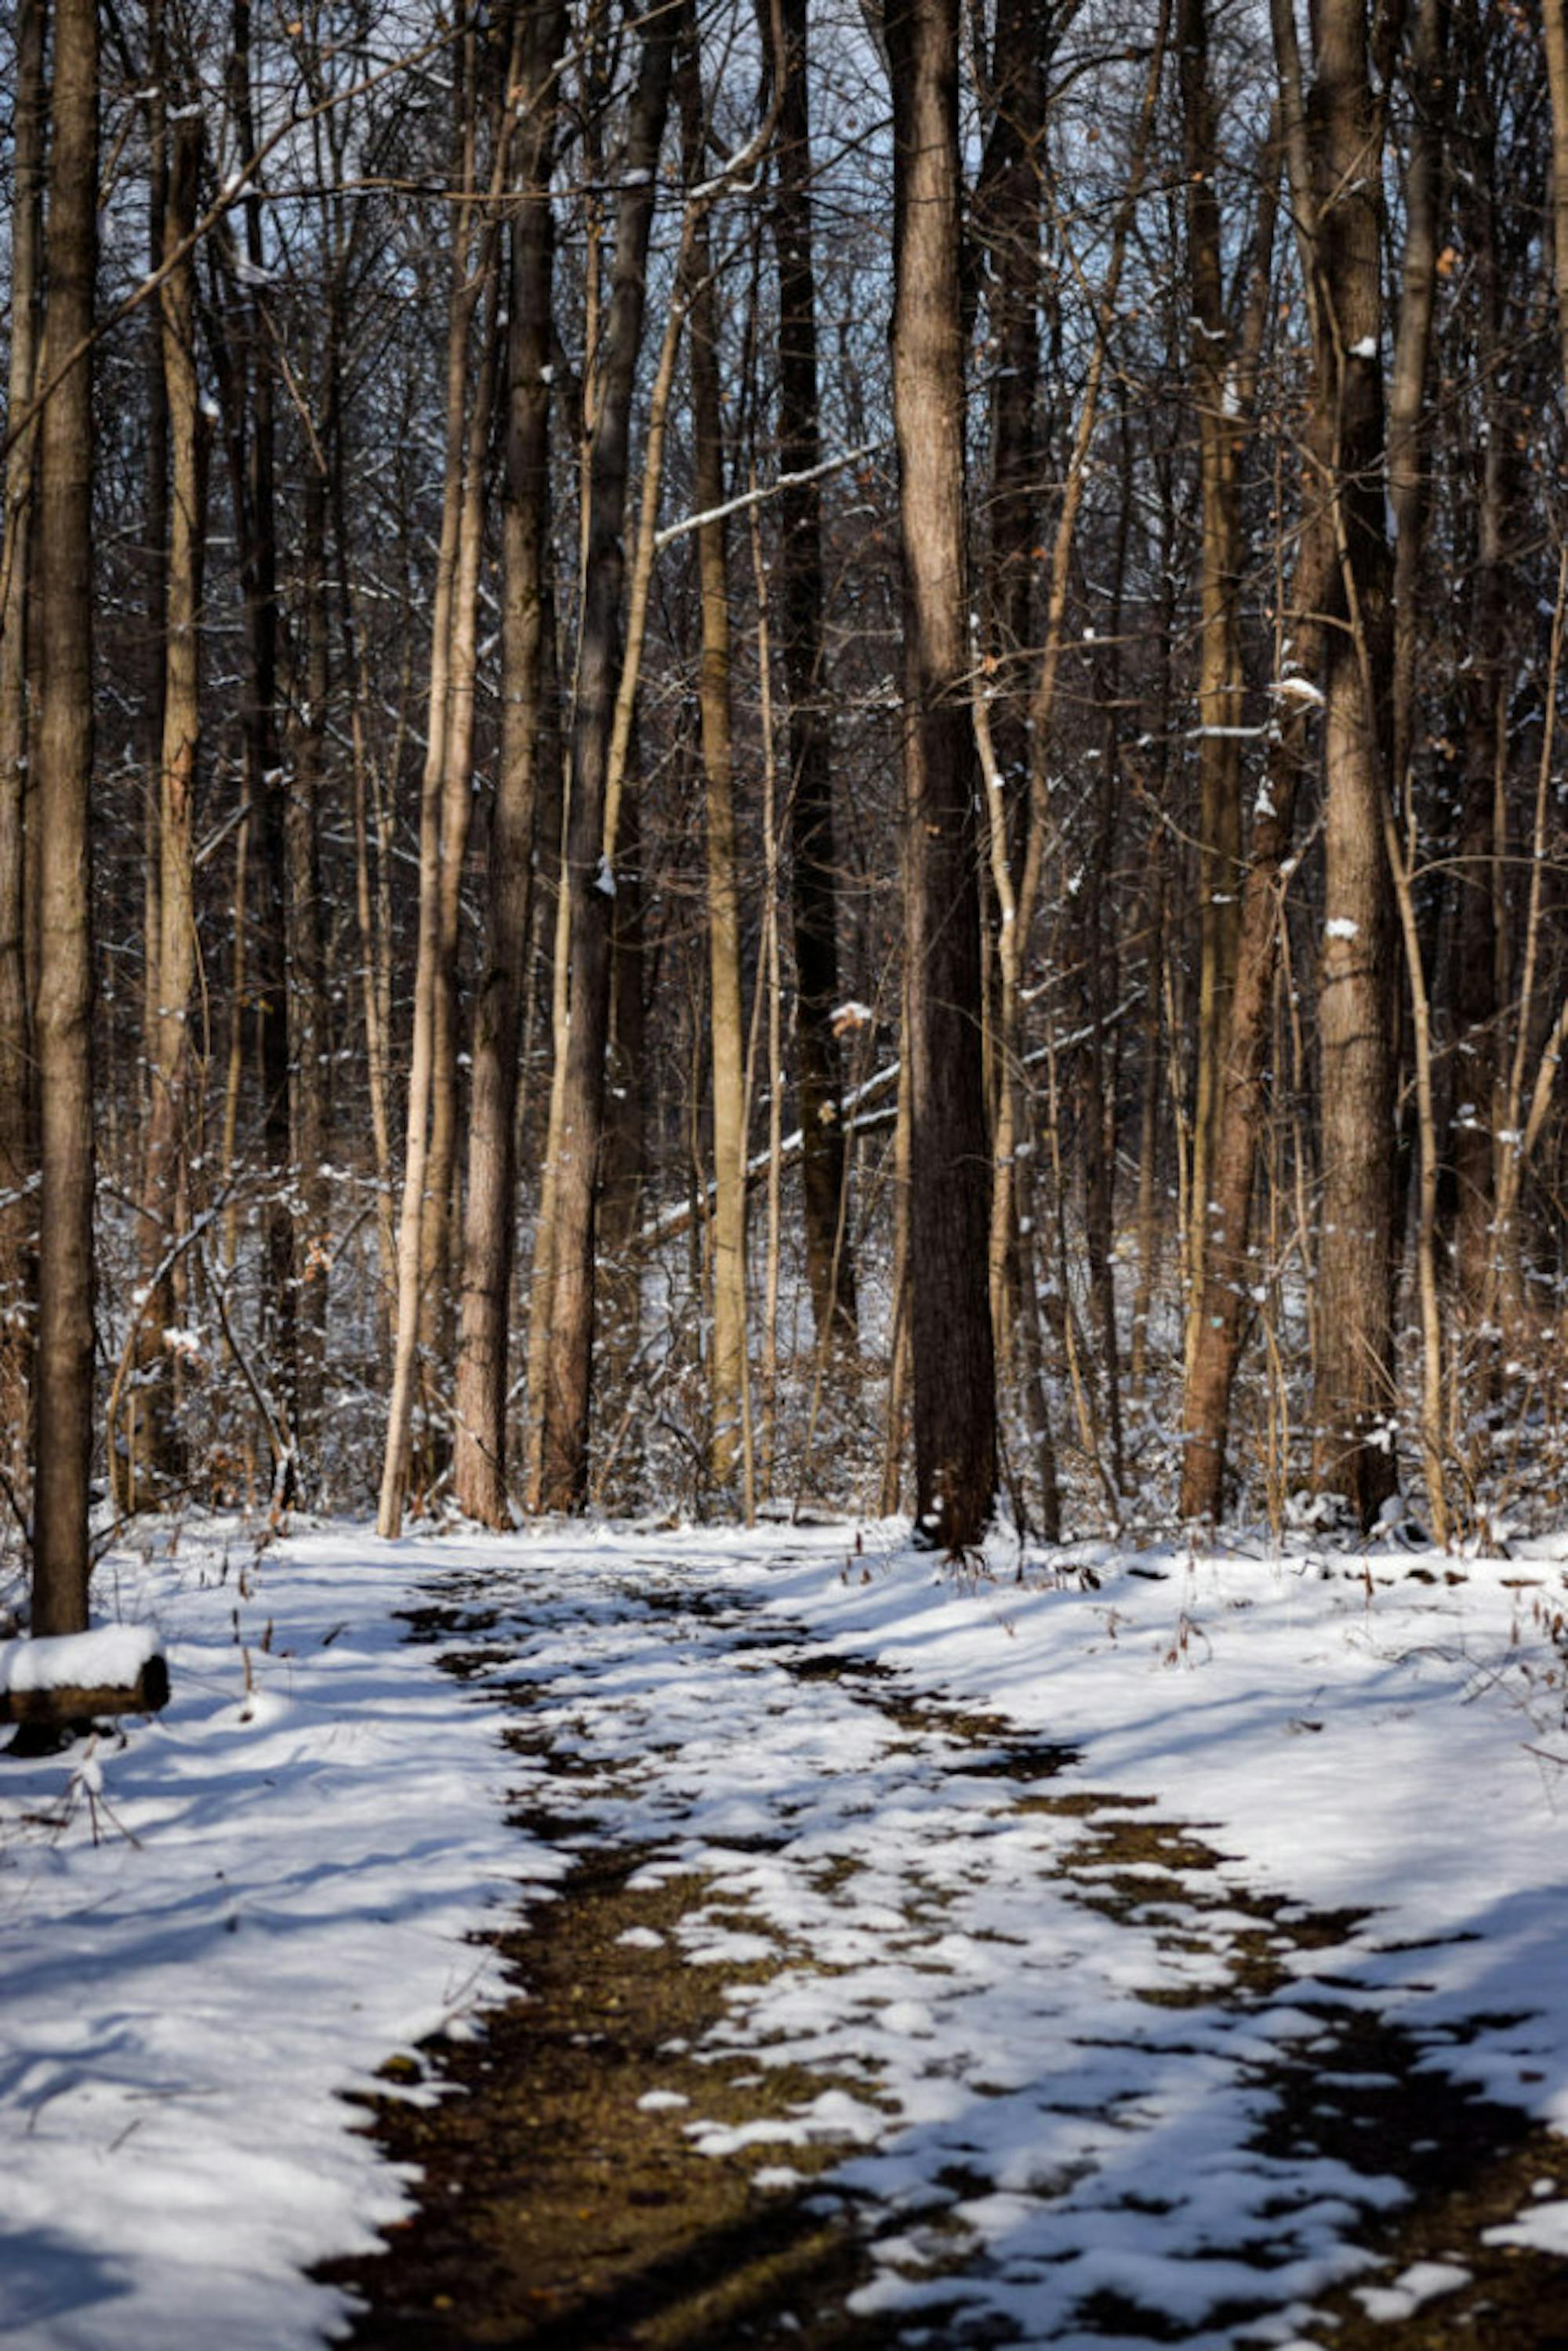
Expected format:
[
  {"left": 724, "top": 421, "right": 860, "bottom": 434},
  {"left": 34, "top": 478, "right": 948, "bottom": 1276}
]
[{"left": 1, "top": 1512, "right": 1566, "bottom": 2348}]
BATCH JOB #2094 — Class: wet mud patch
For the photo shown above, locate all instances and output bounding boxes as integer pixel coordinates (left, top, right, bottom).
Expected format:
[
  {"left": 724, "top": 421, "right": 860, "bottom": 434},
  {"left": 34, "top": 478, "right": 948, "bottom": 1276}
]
[{"left": 318, "top": 1831, "right": 971, "bottom": 2350}]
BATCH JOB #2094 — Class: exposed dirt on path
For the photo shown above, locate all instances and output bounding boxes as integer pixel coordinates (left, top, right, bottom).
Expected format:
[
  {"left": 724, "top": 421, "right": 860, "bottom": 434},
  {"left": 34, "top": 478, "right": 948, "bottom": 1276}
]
[{"left": 320, "top": 1576, "right": 1568, "bottom": 2349}]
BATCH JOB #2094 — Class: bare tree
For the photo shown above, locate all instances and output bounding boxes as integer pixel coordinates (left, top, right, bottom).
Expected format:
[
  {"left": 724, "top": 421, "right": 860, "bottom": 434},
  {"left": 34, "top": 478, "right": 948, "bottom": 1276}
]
[
  {"left": 31, "top": 0, "right": 98, "bottom": 1631},
  {"left": 887, "top": 0, "right": 997, "bottom": 1550},
  {"left": 453, "top": 0, "right": 569, "bottom": 1526},
  {"left": 771, "top": 0, "right": 856, "bottom": 1353},
  {"left": 533, "top": 4, "right": 678, "bottom": 1511},
  {"left": 0, "top": 0, "right": 45, "bottom": 1521}
]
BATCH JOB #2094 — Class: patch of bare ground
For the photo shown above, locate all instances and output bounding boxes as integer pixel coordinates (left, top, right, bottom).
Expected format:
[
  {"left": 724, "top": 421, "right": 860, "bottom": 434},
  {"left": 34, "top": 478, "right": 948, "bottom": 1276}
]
[{"left": 318, "top": 1831, "right": 977, "bottom": 2349}]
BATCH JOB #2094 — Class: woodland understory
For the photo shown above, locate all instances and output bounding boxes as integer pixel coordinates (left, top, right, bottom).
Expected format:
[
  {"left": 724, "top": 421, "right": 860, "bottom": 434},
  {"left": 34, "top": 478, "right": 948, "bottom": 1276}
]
[{"left": 5, "top": 0, "right": 1568, "bottom": 1635}]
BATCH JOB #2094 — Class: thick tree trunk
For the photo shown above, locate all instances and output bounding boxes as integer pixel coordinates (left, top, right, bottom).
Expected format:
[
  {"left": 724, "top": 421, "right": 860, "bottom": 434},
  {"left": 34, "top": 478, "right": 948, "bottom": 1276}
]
[
  {"left": 888, "top": 0, "right": 997, "bottom": 1551},
  {"left": 1308, "top": 0, "right": 1399, "bottom": 1527},
  {"left": 453, "top": 0, "right": 567, "bottom": 1527},
  {"left": 535, "top": 12, "right": 677, "bottom": 1511},
  {"left": 974, "top": 0, "right": 1058, "bottom": 1539},
  {"left": 0, "top": 0, "right": 45, "bottom": 1515},
  {"left": 31, "top": 0, "right": 98, "bottom": 1632}
]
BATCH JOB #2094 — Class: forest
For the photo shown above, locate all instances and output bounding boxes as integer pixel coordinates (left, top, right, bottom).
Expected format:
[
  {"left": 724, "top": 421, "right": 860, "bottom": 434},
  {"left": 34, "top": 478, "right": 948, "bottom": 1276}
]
[{"left": 4, "top": 0, "right": 1568, "bottom": 1633}]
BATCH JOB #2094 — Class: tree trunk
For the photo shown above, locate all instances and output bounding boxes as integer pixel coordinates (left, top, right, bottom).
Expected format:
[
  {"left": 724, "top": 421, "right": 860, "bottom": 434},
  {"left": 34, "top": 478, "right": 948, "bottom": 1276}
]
[
  {"left": 771, "top": 0, "right": 856, "bottom": 1353},
  {"left": 888, "top": 0, "right": 997, "bottom": 1550},
  {"left": 379, "top": 21, "right": 508, "bottom": 1534},
  {"left": 681, "top": 30, "right": 750, "bottom": 1499},
  {"left": 453, "top": 0, "right": 567, "bottom": 1527},
  {"left": 31, "top": 0, "right": 98, "bottom": 1632},
  {"left": 974, "top": 0, "right": 1057, "bottom": 1538},
  {"left": 1305, "top": 0, "right": 1399, "bottom": 1526},
  {"left": 123, "top": 113, "right": 207, "bottom": 1511},
  {"left": 1180, "top": 0, "right": 1244, "bottom": 1359},
  {"left": 223, "top": 0, "right": 298, "bottom": 1501},
  {"left": 0, "top": 0, "right": 45, "bottom": 1517},
  {"left": 1178, "top": 519, "right": 1336, "bottom": 1520},
  {"left": 535, "top": 11, "right": 677, "bottom": 1512},
  {"left": 287, "top": 459, "right": 332, "bottom": 1469}
]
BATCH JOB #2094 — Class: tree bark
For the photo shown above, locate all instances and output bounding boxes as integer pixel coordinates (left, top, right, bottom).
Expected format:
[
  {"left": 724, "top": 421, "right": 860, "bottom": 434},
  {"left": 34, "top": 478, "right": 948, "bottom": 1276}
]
[
  {"left": 1308, "top": 0, "right": 1399, "bottom": 1526},
  {"left": 31, "top": 0, "right": 98, "bottom": 1631},
  {"left": 453, "top": 0, "right": 568, "bottom": 1526},
  {"left": 771, "top": 0, "right": 856, "bottom": 1352},
  {"left": 122, "top": 114, "right": 207, "bottom": 1511},
  {"left": 681, "top": 27, "right": 750, "bottom": 1499},
  {"left": 888, "top": 0, "right": 997, "bottom": 1550},
  {"left": 379, "top": 20, "right": 510, "bottom": 1533},
  {"left": 535, "top": 10, "right": 677, "bottom": 1511},
  {"left": 222, "top": 0, "right": 298, "bottom": 1500},
  {"left": 1180, "top": 0, "right": 1245, "bottom": 1358},
  {"left": 0, "top": 0, "right": 45, "bottom": 1516}
]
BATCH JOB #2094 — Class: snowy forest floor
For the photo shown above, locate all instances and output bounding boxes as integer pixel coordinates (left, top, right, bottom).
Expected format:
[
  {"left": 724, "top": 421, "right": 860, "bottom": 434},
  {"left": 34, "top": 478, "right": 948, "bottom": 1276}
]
[{"left": 3, "top": 1518, "right": 1568, "bottom": 2349}]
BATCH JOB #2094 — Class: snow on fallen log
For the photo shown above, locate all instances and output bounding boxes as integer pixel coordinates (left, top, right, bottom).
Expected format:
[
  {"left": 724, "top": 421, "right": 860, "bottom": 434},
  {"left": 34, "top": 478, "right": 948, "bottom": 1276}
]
[{"left": 0, "top": 1624, "right": 169, "bottom": 1727}]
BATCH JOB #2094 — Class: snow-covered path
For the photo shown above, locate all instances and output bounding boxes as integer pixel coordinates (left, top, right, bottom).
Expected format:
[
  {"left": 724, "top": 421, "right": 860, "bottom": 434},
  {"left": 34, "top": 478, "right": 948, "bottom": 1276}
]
[
  {"left": 333, "top": 1542, "right": 1568, "bottom": 2349},
  {"left": 4, "top": 1518, "right": 1568, "bottom": 2349}
]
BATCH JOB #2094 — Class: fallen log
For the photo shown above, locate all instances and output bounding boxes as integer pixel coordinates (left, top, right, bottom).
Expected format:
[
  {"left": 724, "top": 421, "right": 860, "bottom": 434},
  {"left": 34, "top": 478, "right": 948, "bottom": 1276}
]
[
  {"left": 0, "top": 1653, "right": 170, "bottom": 1729},
  {"left": 0, "top": 1625, "right": 171, "bottom": 1745}
]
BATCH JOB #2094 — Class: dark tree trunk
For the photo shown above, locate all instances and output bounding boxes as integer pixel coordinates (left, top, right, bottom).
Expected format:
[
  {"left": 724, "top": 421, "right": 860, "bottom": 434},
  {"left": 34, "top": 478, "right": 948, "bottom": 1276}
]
[
  {"left": 535, "top": 11, "right": 677, "bottom": 1511},
  {"left": 771, "top": 0, "right": 856, "bottom": 1351},
  {"left": 1308, "top": 0, "right": 1399, "bottom": 1528},
  {"left": 453, "top": 0, "right": 568, "bottom": 1526},
  {"left": 0, "top": 0, "right": 45, "bottom": 1517},
  {"left": 1448, "top": 74, "right": 1506, "bottom": 1327},
  {"left": 1180, "top": 0, "right": 1244, "bottom": 1351},
  {"left": 228, "top": 0, "right": 298, "bottom": 1497},
  {"left": 888, "top": 0, "right": 997, "bottom": 1551},
  {"left": 287, "top": 458, "right": 332, "bottom": 1464}
]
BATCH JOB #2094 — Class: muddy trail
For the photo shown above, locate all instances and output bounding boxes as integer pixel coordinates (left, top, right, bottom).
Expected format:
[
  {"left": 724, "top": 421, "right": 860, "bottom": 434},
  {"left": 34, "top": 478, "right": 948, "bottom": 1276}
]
[{"left": 319, "top": 1560, "right": 1568, "bottom": 2350}]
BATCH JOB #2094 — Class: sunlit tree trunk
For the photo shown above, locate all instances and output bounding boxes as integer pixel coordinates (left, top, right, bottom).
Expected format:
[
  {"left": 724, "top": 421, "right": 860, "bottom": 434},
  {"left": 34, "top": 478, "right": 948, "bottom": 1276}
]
[
  {"left": 681, "top": 29, "right": 750, "bottom": 1500},
  {"left": 31, "top": 0, "right": 97, "bottom": 1632},
  {"left": 379, "top": 20, "right": 510, "bottom": 1534}
]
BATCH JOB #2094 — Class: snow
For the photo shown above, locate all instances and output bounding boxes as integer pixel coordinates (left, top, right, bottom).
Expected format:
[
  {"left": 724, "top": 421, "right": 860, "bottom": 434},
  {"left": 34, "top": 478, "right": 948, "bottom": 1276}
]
[
  {"left": 0, "top": 1624, "right": 161, "bottom": 1695},
  {"left": 1351, "top": 2259, "right": 1471, "bottom": 2320},
  {"left": 0, "top": 1526, "right": 544, "bottom": 2349},
  {"left": 1325, "top": 916, "right": 1360, "bottom": 939},
  {"left": 1484, "top": 2198, "right": 1568, "bottom": 2255},
  {"left": 2, "top": 1515, "right": 1566, "bottom": 2348}
]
